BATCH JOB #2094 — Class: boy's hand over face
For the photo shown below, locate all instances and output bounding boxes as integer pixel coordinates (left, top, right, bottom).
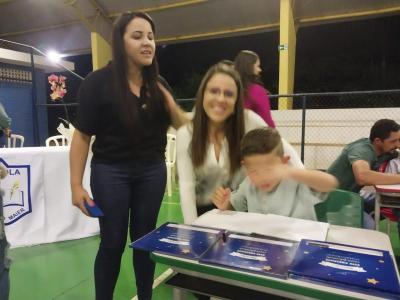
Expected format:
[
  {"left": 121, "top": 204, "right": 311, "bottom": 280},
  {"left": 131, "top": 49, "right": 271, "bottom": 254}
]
[
  {"left": 212, "top": 187, "right": 231, "bottom": 210},
  {"left": 268, "top": 164, "right": 291, "bottom": 181},
  {"left": 251, "top": 164, "right": 291, "bottom": 188}
]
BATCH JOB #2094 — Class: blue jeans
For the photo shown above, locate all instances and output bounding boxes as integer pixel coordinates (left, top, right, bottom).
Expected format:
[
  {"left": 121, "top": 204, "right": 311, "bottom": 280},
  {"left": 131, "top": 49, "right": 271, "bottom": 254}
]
[
  {"left": 90, "top": 160, "right": 166, "bottom": 300},
  {"left": 0, "top": 191, "right": 10, "bottom": 300},
  {"left": 361, "top": 192, "right": 376, "bottom": 230},
  {"left": 363, "top": 212, "right": 376, "bottom": 230}
]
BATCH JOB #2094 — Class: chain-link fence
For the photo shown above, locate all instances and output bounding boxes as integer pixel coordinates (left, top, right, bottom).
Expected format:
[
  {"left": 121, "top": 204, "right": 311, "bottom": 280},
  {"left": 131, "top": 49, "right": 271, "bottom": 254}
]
[
  {"left": 176, "top": 90, "right": 400, "bottom": 170},
  {"left": 270, "top": 90, "right": 400, "bottom": 169},
  {"left": 0, "top": 38, "right": 82, "bottom": 146}
]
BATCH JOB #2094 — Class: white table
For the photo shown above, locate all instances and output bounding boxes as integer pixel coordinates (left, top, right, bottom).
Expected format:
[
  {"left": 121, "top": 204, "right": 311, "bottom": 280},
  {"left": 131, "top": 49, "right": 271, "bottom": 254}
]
[
  {"left": 0, "top": 146, "right": 99, "bottom": 247},
  {"left": 374, "top": 184, "right": 400, "bottom": 231},
  {"left": 154, "top": 210, "right": 399, "bottom": 300}
]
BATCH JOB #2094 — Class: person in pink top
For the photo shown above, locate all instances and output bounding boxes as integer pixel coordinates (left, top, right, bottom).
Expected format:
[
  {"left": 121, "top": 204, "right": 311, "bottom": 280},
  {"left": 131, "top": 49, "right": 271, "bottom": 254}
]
[{"left": 234, "top": 50, "right": 276, "bottom": 128}]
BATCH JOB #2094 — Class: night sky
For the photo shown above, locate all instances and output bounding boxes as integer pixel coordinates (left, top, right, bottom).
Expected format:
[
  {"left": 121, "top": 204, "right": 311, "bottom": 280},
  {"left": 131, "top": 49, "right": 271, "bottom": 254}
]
[
  {"left": 53, "top": 15, "right": 399, "bottom": 134},
  {"left": 157, "top": 15, "right": 400, "bottom": 98},
  {"left": 66, "top": 15, "right": 400, "bottom": 99}
]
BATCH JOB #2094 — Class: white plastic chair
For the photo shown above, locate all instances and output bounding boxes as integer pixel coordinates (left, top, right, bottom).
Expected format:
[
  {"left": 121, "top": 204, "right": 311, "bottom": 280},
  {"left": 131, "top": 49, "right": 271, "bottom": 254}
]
[
  {"left": 45, "top": 135, "right": 68, "bottom": 147},
  {"left": 165, "top": 133, "right": 177, "bottom": 197},
  {"left": 6, "top": 134, "right": 24, "bottom": 147},
  {"left": 56, "top": 120, "right": 75, "bottom": 145}
]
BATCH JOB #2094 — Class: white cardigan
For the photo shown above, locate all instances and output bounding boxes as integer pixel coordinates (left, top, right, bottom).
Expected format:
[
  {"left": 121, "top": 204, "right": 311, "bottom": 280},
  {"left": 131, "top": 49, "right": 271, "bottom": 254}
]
[{"left": 176, "top": 110, "right": 303, "bottom": 224}]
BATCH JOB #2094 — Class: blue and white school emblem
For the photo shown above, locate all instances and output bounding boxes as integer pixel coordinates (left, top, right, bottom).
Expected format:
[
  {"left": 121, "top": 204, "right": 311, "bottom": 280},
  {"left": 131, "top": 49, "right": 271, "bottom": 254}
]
[{"left": 0, "top": 158, "right": 32, "bottom": 225}]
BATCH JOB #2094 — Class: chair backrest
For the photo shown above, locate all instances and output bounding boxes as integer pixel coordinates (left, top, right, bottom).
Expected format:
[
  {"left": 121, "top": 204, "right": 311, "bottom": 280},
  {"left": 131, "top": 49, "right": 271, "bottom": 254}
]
[
  {"left": 165, "top": 133, "right": 176, "bottom": 164},
  {"left": 56, "top": 121, "right": 75, "bottom": 145},
  {"left": 314, "top": 189, "right": 363, "bottom": 228},
  {"left": 7, "top": 134, "right": 24, "bottom": 148},
  {"left": 45, "top": 135, "right": 68, "bottom": 147}
]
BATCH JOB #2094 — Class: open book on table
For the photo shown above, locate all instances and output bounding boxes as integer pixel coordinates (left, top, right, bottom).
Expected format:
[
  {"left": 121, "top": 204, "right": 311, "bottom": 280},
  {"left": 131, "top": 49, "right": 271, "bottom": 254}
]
[{"left": 193, "top": 210, "right": 329, "bottom": 242}]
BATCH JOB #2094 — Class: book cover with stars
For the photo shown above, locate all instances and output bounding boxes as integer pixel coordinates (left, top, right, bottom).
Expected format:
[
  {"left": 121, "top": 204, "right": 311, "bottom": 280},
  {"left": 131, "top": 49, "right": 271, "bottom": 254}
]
[
  {"left": 129, "top": 222, "right": 221, "bottom": 260},
  {"left": 199, "top": 233, "right": 298, "bottom": 279},
  {"left": 289, "top": 239, "right": 400, "bottom": 298}
]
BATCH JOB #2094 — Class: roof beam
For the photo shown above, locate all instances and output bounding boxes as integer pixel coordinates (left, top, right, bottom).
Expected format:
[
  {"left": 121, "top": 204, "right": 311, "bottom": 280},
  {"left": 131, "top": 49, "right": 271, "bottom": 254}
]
[
  {"left": 64, "top": 0, "right": 112, "bottom": 43},
  {"left": 157, "top": 22, "right": 280, "bottom": 44},
  {"left": 0, "top": 21, "right": 80, "bottom": 38},
  {"left": 109, "top": 0, "right": 208, "bottom": 17},
  {"left": 299, "top": 5, "right": 400, "bottom": 26}
]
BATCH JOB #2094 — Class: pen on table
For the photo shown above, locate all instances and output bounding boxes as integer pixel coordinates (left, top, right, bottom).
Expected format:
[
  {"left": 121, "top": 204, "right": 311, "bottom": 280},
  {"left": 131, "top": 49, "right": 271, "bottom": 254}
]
[{"left": 222, "top": 230, "right": 227, "bottom": 243}]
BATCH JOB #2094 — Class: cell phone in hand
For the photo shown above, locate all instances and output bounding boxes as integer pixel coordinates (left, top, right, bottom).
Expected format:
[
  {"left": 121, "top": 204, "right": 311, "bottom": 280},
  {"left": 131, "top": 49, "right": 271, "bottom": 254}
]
[{"left": 84, "top": 202, "right": 104, "bottom": 217}]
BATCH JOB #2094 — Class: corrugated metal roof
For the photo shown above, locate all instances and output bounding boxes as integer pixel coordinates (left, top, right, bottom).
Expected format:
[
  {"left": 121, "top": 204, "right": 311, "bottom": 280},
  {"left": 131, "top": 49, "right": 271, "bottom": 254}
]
[{"left": 0, "top": 0, "right": 399, "bottom": 55}]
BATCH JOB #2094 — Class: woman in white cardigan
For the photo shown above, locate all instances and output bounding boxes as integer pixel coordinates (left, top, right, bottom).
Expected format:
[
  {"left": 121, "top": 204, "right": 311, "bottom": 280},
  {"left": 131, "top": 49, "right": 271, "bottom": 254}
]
[{"left": 176, "top": 63, "right": 303, "bottom": 224}]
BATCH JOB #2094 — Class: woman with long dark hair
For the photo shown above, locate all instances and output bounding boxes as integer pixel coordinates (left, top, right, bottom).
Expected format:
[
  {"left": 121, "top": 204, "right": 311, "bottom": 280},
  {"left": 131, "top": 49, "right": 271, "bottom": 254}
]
[
  {"left": 235, "top": 50, "right": 276, "bottom": 128},
  {"left": 177, "top": 63, "right": 302, "bottom": 225},
  {"left": 70, "top": 12, "right": 187, "bottom": 300}
]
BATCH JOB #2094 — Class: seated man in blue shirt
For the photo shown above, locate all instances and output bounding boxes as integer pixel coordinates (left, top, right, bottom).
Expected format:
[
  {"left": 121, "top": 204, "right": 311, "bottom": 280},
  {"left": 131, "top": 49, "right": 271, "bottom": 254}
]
[{"left": 212, "top": 127, "right": 338, "bottom": 221}]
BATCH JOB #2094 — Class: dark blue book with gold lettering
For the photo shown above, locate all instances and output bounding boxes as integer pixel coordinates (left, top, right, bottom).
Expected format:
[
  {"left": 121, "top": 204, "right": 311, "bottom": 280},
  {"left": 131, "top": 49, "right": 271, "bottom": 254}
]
[
  {"left": 289, "top": 240, "right": 400, "bottom": 298},
  {"left": 199, "top": 232, "right": 298, "bottom": 278},
  {"left": 130, "top": 222, "right": 221, "bottom": 260}
]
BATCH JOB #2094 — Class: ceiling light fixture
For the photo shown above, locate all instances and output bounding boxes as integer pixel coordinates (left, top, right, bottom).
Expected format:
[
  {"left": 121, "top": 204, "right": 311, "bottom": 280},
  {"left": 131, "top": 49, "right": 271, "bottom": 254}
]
[{"left": 47, "top": 50, "right": 61, "bottom": 63}]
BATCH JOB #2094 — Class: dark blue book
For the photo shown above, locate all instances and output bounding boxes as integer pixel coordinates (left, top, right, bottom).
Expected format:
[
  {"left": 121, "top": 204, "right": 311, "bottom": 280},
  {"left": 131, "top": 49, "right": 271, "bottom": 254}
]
[
  {"left": 289, "top": 240, "right": 400, "bottom": 298},
  {"left": 130, "top": 222, "right": 221, "bottom": 260},
  {"left": 199, "top": 233, "right": 298, "bottom": 278}
]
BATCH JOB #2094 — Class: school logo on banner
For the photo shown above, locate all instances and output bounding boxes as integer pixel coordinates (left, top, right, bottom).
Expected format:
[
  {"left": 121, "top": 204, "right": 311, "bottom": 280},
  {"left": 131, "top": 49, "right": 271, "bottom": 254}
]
[{"left": 0, "top": 158, "right": 32, "bottom": 225}]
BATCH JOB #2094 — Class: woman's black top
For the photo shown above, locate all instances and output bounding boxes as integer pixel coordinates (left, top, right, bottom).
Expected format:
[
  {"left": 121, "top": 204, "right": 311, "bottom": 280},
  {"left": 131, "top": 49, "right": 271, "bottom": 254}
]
[{"left": 74, "top": 65, "right": 171, "bottom": 163}]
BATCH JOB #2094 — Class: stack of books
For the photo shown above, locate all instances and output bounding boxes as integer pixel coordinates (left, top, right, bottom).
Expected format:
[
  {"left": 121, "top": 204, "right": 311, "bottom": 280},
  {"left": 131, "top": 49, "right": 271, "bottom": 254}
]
[
  {"left": 289, "top": 240, "right": 400, "bottom": 298},
  {"left": 131, "top": 223, "right": 221, "bottom": 260},
  {"left": 130, "top": 222, "right": 400, "bottom": 298}
]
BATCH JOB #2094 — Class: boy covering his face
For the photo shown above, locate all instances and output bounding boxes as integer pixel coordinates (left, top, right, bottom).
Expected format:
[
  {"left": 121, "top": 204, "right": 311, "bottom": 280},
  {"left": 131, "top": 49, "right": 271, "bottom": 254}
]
[{"left": 212, "top": 127, "right": 338, "bottom": 221}]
